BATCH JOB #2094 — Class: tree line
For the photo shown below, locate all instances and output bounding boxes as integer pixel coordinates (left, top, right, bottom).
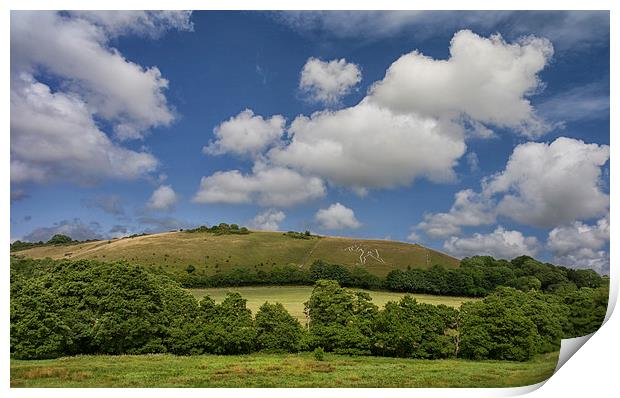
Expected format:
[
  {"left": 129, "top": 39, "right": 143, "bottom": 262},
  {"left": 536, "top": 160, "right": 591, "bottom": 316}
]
[
  {"left": 175, "top": 256, "right": 606, "bottom": 298},
  {"left": 10, "top": 234, "right": 97, "bottom": 252},
  {"left": 11, "top": 258, "right": 608, "bottom": 361}
]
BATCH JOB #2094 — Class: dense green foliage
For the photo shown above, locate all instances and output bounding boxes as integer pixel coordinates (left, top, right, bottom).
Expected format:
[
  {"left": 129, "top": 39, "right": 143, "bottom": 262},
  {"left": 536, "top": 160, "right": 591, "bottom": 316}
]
[
  {"left": 384, "top": 255, "right": 606, "bottom": 297},
  {"left": 371, "top": 296, "right": 457, "bottom": 358},
  {"left": 283, "top": 230, "right": 314, "bottom": 239},
  {"left": 305, "top": 280, "right": 378, "bottom": 355},
  {"left": 185, "top": 223, "right": 250, "bottom": 235},
  {"left": 10, "top": 256, "right": 608, "bottom": 361},
  {"left": 255, "top": 302, "right": 304, "bottom": 352}
]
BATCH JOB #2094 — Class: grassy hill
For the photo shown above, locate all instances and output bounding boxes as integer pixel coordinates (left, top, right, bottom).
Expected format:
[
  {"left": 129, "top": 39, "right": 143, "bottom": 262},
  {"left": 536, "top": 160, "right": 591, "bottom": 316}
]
[{"left": 14, "top": 230, "right": 459, "bottom": 278}]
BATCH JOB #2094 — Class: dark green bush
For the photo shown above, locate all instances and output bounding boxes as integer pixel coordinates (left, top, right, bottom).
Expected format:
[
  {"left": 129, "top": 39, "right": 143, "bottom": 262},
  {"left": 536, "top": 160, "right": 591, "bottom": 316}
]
[
  {"left": 255, "top": 302, "right": 304, "bottom": 352},
  {"left": 371, "top": 296, "right": 457, "bottom": 359}
]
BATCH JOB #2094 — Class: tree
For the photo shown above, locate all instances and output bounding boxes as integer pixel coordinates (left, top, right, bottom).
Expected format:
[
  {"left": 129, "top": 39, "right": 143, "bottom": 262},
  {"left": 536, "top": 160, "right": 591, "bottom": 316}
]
[
  {"left": 561, "top": 286, "right": 608, "bottom": 337},
  {"left": 305, "top": 280, "right": 377, "bottom": 354},
  {"left": 197, "top": 292, "right": 256, "bottom": 354},
  {"left": 255, "top": 302, "right": 304, "bottom": 352},
  {"left": 459, "top": 288, "right": 539, "bottom": 361},
  {"left": 10, "top": 260, "right": 199, "bottom": 358},
  {"left": 371, "top": 296, "right": 457, "bottom": 358},
  {"left": 309, "top": 260, "right": 353, "bottom": 286},
  {"left": 47, "top": 234, "right": 72, "bottom": 245}
]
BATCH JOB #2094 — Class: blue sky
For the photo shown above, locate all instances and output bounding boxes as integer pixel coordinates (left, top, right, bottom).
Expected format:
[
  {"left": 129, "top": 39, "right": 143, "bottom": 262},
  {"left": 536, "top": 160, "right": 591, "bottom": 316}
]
[{"left": 9, "top": 11, "right": 610, "bottom": 273}]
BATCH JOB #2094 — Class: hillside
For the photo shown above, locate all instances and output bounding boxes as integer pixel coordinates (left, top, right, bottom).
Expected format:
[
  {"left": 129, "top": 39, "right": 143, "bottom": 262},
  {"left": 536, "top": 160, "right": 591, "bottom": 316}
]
[{"left": 13, "top": 230, "right": 459, "bottom": 277}]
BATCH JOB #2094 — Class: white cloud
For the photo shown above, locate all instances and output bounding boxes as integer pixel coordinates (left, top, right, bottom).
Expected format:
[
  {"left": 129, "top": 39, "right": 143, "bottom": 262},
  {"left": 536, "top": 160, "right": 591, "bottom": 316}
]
[
  {"left": 415, "top": 189, "right": 495, "bottom": 239},
  {"left": 315, "top": 203, "right": 361, "bottom": 230},
  {"left": 204, "top": 109, "right": 285, "bottom": 156},
  {"left": 485, "top": 137, "right": 609, "bottom": 227},
  {"left": 192, "top": 164, "right": 326, "bottom": 207},
  {"left": 414, "top": 137, "right": 609, "bottom": 239},
  {"left": 369, "top": 30, "right": 553, "bottom": 137},
  {"left": 250, "top": 209, "right": 286, "bottom": 231},
  {"left": 547, "top": 215, "right": 609, "bottom": 273},
  {"left": 268, "top": 30, "right": 553, "bottom": 194},
  {"left": 10, "top": 75, "right": 158, "bottom": 185},
  {"left": 299, "top": 57, "right": 361, "bottom": 105},
  {"left": 11, "top": 11, "right": 184, "bottom": 140},
  {"left": 147, "top": 185, "right": 178, "bottom": 211},
  {"left": 269, "top": 101, "right": 466, "bottom": 191},
  {"left": 443, "top": 226, "right": 539, "bottom": 259},
  {"left": 67, "top": 10, "right": 193, "bottom": 38},
  {"left": 10, "top": 11, "right": 189, "bottom": 187}
]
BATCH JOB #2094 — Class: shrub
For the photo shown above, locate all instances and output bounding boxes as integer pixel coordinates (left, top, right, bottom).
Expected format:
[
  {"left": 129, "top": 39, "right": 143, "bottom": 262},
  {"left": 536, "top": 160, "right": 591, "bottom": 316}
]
[{"left": 313, "top": 347, "right": 325, "bottom": 361}]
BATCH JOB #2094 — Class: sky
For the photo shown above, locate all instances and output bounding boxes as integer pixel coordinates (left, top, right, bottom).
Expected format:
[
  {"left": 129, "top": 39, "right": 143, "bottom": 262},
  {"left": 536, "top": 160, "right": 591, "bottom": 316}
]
[{"left": 9, "top": 10, "right": 610, "bottom": 273}]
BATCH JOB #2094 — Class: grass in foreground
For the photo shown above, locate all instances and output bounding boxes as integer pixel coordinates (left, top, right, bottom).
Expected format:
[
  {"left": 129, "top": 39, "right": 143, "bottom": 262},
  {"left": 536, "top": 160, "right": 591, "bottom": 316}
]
[
  {"left": 10, "top": 351, "right": 559, "bottom": 388},
  {"left": 189, "top": 286, "right": 478, "bottom": 323}
]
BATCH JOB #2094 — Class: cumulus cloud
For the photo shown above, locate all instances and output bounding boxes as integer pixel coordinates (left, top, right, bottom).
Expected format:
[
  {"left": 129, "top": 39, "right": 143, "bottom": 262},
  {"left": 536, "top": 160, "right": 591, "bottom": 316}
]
[
  {"left": 315, "top": 203, "right": 361, "bottom": 230},
  {"left": 369, "top": 30, "right": 553, "bottom": 136},
  {"left": 146, "top": 185, "right": 178, "bottom": 211},
  {"left": 197, "top": 29, "right": 559, "bottom": 203},
  {"left": 266, "top": 30, "right": 552, "bottom": 194},
  {"left": 204, "top": 109, "right": 285, "bottom": 156},
  {"left": 10, "top": 11, "right": 188, "bottom": 187},
  {"left": 485, "top": 137, "right": 609, "bottom": 228},
  {"left": 443, "top": 226, "right": 539, "bottom": 259},
  {"left": 547, "top": 215, "right": 610, "bottom": 273},
  {"left": 269, "top": 101, "right": 466, "bottom": 191},
  {"left": 82, "top": 194, "right": 125, "bottom": 215},
  {"left": 414, "top": 137, "right": 609, "bottom": 240},
  {"left": 192, "top": 164, "right": 326, "bottom": 207},
  {"left": 416, "top": 189, "right": 496, "bottom": 239},
  {"left": 11, "top": 11, "right": 185, "bottom": 140},
  {"left": 23, "top": 219, "right": 104, "bottom": 242},
  {"left": 250, "top": 209, "right": 286, "bottom": 231},
  {"left": 299, "top": 57, "right": 362, "bottom": 105},
  {"left": 11, "top": 75, "right": 158, "bottom": 184}
]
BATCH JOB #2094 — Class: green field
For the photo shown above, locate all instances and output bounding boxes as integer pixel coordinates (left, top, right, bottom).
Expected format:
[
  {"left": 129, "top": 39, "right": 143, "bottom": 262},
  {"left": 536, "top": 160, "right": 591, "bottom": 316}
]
[
  {"left": 190, "top": 286, "right": 478, "bottom": 323},
  {"left": 10, "top": 351, "right": 558, "bottom": 388},
  {"left": 14, "top": 230, "right": 459, "bottom": 277}
]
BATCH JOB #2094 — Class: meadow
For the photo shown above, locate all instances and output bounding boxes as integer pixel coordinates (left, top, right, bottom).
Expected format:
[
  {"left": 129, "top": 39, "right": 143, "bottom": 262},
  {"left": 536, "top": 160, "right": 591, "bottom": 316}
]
[
  {"left": 189, "top": 286, "right": 478, "bottom": 323},
  {"left": 10, "top": 351, "right": 559, "bottom": 388},
  {"left": 14, "top": 230, "right": 459, "bottom": 277}
]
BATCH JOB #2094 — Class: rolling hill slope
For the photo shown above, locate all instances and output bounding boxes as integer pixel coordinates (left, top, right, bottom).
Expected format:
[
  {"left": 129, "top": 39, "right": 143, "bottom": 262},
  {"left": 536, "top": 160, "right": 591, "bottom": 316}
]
[{"left": 13, "top": 230, "right": 459, "bottom": 277}]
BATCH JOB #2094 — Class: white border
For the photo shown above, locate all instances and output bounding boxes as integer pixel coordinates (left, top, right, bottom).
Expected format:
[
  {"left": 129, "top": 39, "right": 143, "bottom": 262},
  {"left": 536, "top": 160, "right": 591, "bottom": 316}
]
[{"left": 2, "top": 1, "right": 617, "bottom": 397}]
